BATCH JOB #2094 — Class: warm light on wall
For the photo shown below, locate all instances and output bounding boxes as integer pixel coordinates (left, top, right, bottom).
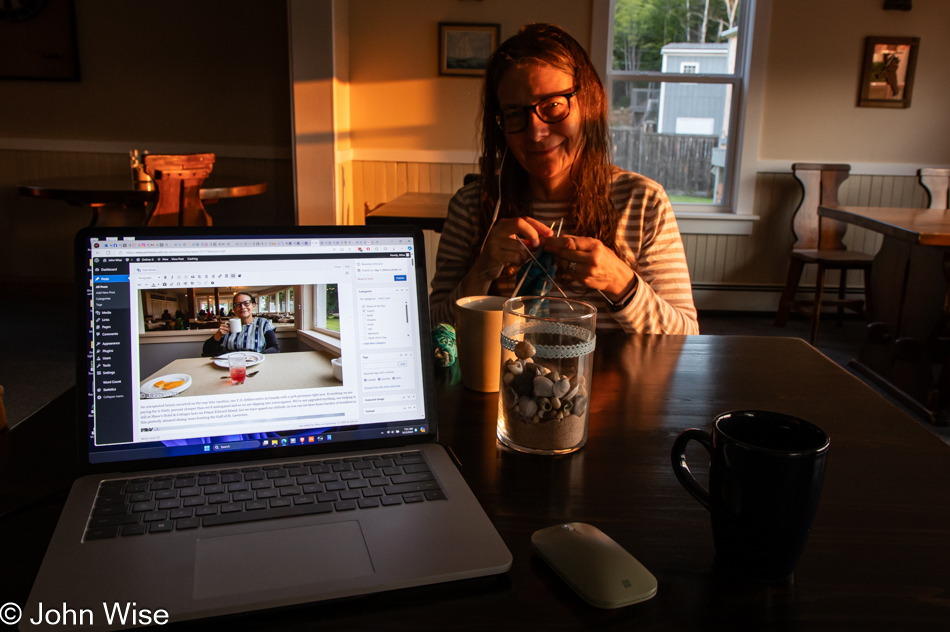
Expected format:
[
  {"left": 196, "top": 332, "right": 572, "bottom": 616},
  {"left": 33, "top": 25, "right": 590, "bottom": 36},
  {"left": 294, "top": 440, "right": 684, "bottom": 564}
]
[{"left": 348, "top": 79, "right": 442, "bottom": 148}]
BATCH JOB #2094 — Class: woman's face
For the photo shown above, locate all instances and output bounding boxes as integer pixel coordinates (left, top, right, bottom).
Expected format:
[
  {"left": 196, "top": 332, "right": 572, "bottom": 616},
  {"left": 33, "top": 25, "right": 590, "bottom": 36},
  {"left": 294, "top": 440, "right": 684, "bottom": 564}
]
[
  {"left": 234, "top": 295, "right": 255, "bottom": 322},
  {"left": 496, "top": 63, "right": 582, "bottom": 200}
]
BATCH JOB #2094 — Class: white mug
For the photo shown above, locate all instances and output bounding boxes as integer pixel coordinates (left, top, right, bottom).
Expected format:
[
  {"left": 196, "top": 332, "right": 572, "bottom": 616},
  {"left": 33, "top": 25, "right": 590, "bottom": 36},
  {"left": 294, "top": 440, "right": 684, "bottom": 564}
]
[
  {"left": 229, "top": 317, "right": 242, "bottom": 334},
  {"left": 455, "top": 296, "right": 508, "bottom": 392}
]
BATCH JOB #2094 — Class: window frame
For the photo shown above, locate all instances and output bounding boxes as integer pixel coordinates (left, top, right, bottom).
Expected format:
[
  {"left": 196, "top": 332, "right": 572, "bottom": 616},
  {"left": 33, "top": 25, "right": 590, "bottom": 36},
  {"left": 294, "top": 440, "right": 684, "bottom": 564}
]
[
  {"left": 310, "top": 282, "right": 341, "bottom": 337},
  {"left": 593, "top": 0, "right": 772, "bottom": 235}
]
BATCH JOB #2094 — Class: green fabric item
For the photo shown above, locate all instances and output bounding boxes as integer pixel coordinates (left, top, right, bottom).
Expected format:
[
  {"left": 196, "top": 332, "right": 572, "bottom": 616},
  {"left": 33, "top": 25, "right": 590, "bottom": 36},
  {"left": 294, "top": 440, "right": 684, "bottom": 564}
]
[{"left": 432, "top": 323, "right": 457, "bottom": 368}]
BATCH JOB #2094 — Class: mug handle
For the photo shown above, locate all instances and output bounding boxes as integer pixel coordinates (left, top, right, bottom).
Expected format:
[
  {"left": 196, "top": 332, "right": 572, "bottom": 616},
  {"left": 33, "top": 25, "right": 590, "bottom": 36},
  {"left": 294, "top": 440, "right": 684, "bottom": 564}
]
[{"left": 671, "top": 428, "right": 713, "bottom": 510}]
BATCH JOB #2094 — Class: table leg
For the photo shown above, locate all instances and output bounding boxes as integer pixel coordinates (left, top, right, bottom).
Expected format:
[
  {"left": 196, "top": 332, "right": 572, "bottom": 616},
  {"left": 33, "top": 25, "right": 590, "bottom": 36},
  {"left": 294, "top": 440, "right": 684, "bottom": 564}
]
[
  {"left": 932, "top": 251, "right": 950, "bottom": 412},
  {"left": 84, "top": 202, "right": 150, "bottom": 227},
  {"left": 851, "top": 237, "right": 949, "bottom": 424}
]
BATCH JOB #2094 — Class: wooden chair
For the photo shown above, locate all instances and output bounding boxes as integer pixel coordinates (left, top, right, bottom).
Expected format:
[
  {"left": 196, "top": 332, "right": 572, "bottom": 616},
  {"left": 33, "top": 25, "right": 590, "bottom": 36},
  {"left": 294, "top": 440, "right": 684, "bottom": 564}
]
[
  {"left": 919, "top": 168, "right": 949, "bottom": 210},
  {"left": 144, "top": 153, "right": 215, "bottom": 226},
  {"left": 774, "top": 163, "right": 875, "bottom": 345}
]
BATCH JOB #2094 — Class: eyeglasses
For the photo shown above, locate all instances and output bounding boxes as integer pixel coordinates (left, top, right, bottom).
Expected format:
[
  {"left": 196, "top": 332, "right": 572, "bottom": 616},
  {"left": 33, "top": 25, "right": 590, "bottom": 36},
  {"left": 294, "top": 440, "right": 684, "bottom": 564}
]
[
  {"left": 495, "top": 90, "right": 579, "bottom": 133},
  {"left": 234, "top": 300, "right": 253, "bottom": 308}
]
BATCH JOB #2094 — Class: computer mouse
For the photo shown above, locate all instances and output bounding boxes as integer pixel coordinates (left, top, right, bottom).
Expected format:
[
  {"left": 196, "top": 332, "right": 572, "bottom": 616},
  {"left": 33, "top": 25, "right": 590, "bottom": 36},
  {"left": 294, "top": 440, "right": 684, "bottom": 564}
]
[{"left": 531, "top": 522, "right": 658, "bottom": 609}]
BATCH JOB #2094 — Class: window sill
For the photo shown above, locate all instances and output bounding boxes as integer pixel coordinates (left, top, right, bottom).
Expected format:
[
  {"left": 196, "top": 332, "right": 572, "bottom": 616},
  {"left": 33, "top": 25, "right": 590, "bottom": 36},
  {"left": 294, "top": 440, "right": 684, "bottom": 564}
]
[
  {"left": 675, "top": 212, "right": 759, "bottom": 235},
  {"left": 140, "top": 329, "right": 298, "bottom": 343},
  {"left": 140, "top": 330, "right": 211, "bottom": 344},
  {"left": 298, "top": 329, "right": 342, "bottom": 355}
]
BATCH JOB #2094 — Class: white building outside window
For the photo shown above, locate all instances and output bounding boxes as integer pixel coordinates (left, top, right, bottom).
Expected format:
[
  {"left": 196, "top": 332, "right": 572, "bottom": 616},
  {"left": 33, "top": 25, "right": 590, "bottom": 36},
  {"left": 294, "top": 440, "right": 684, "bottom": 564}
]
[{"left": 594, "top": 0, "right": 772, "bottom": 234}]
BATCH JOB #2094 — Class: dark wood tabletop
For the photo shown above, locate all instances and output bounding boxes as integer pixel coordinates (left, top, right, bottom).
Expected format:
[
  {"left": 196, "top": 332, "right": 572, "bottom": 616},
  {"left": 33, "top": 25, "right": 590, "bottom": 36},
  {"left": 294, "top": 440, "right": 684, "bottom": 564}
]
[
  {"left": 3, "top": 335, "right": 950, "bottom": 629},
  {"left": 17, "top": 175, "right": 267, "bottom": 206}
]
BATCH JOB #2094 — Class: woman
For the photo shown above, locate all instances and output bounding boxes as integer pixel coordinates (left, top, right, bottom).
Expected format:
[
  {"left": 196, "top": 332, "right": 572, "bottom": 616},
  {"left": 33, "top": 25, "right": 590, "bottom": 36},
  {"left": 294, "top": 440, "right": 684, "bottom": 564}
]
[
  {"left": 201, "top": 292, "right": 280, "bottom": 356},
  {"left": 429, "top": 24, "right": 698, "bottom": 334}
]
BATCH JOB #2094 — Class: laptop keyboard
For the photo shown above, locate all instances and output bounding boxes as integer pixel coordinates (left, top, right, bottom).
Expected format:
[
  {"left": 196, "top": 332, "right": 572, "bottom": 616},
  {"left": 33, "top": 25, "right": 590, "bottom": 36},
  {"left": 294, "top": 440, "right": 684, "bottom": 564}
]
[{"left": 84, "top": 451, "right": 445, "bottom": 541}]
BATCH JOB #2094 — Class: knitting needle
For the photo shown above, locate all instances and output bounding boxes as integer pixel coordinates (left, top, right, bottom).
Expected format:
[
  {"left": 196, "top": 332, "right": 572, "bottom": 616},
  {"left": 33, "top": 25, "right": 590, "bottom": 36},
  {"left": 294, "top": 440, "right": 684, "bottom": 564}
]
[
  {"left": 511, "top": 221, "right": 556, "bottom": 299},
  {"left": 538, "top": 221, "right": 558, "bottom": 296},
  {"left": 517, "top": 240, "right": 573, "bottom": 308},
  {"left": 556, "top": 218, "right": 612, "bottom": 306}
]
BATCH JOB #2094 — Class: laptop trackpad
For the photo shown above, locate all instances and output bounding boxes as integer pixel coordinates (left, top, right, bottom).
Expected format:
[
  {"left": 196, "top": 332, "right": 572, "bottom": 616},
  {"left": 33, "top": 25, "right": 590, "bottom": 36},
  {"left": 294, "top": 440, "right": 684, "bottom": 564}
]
[{"left": 193, "top": 521, "right": 374, "bottom": 599}]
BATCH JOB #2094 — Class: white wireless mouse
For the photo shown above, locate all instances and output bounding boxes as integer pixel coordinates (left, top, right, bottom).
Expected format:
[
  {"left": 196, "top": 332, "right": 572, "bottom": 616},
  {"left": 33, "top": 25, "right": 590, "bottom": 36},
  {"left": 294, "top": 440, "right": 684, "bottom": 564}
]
[{"left": 531, "top": 522, "right": 658, "bottom": 609}]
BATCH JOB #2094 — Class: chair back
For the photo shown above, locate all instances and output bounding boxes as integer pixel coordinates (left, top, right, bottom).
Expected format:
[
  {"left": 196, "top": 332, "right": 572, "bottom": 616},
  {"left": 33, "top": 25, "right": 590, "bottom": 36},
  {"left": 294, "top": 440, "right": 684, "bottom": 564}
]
[
  {"left": 144, "top": 153, "right": 215, "bottom": 226},
  {"left": 790, "top": 163, "right": 851, "bottom": 251},
  {"left": 918, "top": 168, "right": 949, "bottom": 210}
]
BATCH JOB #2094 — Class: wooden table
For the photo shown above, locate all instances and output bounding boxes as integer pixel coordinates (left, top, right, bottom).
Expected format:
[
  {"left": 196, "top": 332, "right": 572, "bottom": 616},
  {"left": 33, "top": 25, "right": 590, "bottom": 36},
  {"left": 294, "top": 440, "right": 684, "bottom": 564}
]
[
  {"left": 144, "top": 351, "right": 338, "bottom": 397},
  {"left": 365, "top": 192, "right": 453, "bottom": 232},
  {"left": 4, "top": 335, "right": 950, "bottom": 629},
  {"left": 18, "top": 175, "right": 267, "bottom": 226},
  {"left": 819, "top": 205, "right": 950, "bottom": 423}
]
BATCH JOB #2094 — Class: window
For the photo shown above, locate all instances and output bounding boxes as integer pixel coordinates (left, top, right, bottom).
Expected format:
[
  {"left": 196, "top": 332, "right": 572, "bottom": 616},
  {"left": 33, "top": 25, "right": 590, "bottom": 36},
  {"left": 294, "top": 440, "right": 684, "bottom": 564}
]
[
  {"left": 602, "top": 0, "right": 764, "bottom": 225},
  {"left": 312, "top": 283, "right": 340, "bottom": 333}
]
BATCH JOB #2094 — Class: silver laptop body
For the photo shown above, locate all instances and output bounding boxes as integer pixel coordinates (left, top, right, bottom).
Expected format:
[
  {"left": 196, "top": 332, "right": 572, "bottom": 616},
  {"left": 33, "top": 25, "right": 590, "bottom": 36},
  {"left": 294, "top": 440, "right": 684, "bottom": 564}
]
[{"left": 24, "top": 226, "right": 510, "bottom": 631}]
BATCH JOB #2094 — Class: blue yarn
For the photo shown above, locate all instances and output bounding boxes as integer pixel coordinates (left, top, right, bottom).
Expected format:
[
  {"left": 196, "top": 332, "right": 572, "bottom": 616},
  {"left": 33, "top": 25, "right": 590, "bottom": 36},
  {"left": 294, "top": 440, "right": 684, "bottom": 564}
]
[{"left": 515, "top": 247, "right": 558, "bottom": 297}]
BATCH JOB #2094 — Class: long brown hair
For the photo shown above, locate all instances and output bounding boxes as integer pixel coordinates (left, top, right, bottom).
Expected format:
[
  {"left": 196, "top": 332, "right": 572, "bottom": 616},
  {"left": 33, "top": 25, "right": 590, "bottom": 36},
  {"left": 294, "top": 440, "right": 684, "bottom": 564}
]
[{"left": 476, "top": 24, "right": 619, "bottom": 257}]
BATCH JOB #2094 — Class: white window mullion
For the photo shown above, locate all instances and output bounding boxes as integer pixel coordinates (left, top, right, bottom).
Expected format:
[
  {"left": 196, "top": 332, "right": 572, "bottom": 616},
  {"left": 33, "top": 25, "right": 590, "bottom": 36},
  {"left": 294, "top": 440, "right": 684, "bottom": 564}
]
[
  {"left": 603, "top": 0, "right": 766, "bottom": 226},
  {"left": 314, "top": 283, "right": 328, "bottom": 330}
]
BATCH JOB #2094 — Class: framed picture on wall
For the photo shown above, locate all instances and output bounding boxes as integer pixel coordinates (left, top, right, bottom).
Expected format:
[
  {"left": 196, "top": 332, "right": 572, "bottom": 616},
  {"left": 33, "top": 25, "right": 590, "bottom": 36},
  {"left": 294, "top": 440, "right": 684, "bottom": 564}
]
[
  {"left": 438, "top": 22, "right": 500, "bottom": 77},
  {"left": 857, "top": 36, "right": 919, "bottom": 108},
  {"left": 0, "top": 0, "right": 80, "bottom": 80}
]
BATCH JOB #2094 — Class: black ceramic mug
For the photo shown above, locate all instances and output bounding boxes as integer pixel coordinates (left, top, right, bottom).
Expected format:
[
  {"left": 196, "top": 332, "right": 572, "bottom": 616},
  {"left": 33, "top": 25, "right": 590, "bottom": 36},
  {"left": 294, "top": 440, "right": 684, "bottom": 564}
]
[{"left": 671, "top": 410, "right": 830, "bottom": 581}]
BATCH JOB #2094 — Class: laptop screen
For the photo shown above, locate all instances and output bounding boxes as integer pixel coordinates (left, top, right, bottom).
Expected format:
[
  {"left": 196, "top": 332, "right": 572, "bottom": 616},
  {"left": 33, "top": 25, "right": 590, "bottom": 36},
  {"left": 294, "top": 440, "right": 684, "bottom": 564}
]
[{"left": 78, "top": 227, "right": 434, "bottom": 467}]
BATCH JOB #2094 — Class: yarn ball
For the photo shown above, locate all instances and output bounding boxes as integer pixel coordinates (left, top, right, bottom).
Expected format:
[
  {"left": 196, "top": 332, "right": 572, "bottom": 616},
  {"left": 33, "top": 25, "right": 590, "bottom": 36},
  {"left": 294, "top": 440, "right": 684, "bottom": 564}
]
[{"left": 431, "top": 323, "right": 457, "bottom": 368}]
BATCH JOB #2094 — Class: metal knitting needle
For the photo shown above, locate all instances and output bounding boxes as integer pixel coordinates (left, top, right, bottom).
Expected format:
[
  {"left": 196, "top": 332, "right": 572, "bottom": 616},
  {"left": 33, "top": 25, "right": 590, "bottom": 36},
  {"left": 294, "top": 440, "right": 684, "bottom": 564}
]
[
  {"left": 516, "top": 240, "right": 573, "bottom": 308},
  {"left": 538, "top": 220, "right": 564, "bottom": 297},
  {"left": 511, "top": 221, "right": 556, "bottom": 298},
  {"left": 537, "top": 220, "right": 559, "bottom": 296},
  {"left": 556, "top": 219, "right": 612, "bottom": 306},
  {"left": 560, "top": 217, "right": 614, "bottom": 305}
]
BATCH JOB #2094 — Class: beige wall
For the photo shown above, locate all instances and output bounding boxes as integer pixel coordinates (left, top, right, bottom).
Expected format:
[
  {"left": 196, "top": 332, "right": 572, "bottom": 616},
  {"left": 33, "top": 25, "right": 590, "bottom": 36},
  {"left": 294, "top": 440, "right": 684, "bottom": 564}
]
[
  {"left": 1, "top": 1, "right": 295, "bottom": 285},
  {"left": 0, "top": 0, "right": 292, "bottom": 148},
  {"left": 760, "top": 0, "right": 950, "bottom": 165},
  {"left": 346, "top": 0, "right": 592, "bottom": 153}
]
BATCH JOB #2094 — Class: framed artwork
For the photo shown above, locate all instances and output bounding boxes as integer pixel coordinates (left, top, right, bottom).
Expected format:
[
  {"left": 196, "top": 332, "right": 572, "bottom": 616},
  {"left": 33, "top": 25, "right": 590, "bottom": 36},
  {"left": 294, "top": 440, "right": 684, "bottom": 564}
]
[
  {"left": 857, "top": 36, "right": 919, "bottom": 108},
  {"left": 438, "top": 22, "right": 500, "bottom": 77},
  {"left": 0, "top": 0, "right": 80, "bottom": 80}
]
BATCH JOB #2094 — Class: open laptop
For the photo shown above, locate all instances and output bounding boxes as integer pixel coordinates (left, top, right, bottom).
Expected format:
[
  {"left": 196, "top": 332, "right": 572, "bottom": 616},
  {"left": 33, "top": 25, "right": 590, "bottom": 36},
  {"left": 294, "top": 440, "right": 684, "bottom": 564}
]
[{"left": 25, "top": 225, "right": 511, "bottom": 630}]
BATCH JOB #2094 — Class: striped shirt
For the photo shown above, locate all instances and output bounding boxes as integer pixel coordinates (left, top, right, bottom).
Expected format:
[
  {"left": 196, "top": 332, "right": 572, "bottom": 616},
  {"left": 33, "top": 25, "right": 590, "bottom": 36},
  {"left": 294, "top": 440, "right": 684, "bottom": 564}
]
[
  {"left": 221, "top": 317, "right": 276, "bottom": 353},
  {"left": 430, "top": 169, "right": 699, "bottom": 334}
]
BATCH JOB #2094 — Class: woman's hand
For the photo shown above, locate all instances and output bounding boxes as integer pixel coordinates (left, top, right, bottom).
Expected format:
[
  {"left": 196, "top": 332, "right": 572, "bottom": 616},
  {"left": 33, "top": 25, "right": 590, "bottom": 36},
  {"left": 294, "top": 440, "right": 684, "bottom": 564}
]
[
  {"left": 213, "top": 321, "right": 231, "bottom": 341},
  {"left": 461, "top": 217, "right": 554, "bottom": 294},
  {"left": 544, "top": 235, "right": 636, "bottom": 302}
]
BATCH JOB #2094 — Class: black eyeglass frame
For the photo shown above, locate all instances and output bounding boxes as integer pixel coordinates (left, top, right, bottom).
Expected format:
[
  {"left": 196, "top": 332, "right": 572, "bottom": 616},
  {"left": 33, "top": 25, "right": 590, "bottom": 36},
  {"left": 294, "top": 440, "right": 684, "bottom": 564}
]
[{"left": 495, "top": 89, "right": 580, "bottom": 134}]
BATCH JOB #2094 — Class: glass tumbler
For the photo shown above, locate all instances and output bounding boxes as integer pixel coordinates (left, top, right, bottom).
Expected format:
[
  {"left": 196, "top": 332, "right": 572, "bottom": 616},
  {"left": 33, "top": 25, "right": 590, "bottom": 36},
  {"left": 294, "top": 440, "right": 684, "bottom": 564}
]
[
  {"left": 229, "top": 353, "right": 247, "bottom": 385},
  {"left": 497, "top": 296, "right": 597, "bottom": 455}
]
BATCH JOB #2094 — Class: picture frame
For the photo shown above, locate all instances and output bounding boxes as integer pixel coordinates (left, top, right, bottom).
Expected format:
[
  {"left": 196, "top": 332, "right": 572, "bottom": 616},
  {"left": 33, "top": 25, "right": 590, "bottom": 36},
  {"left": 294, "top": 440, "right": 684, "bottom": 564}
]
[
  {"left": 0, "top": 0, "right": 80, "bottom": 81},
  {"left": 438, "top": 22, "right": 500, "bottom": 77},
  {"left": 857, "top": 36, "right": 919, "bottom": 108}
]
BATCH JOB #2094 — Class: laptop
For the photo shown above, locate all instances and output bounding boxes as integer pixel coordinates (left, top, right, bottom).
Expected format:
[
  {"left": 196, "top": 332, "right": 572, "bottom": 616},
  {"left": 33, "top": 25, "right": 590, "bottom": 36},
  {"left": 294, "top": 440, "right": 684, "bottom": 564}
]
[{"left": 25, "top": 225, "right": 511, "bottom": 630}]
